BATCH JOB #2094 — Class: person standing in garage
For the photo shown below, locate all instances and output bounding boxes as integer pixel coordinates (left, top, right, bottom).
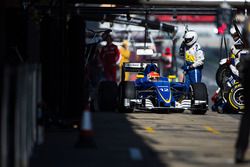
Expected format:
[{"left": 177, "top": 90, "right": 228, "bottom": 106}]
[
  {"left": 235, "top": 17, "right": 250, "bottom": 164},
  {"left": 160, "top": 47, "right": 173, "bottom": 77},
  {"left": 100, "top": 34, "right": 121, "bottom": 82},
  {"left": 119, "top": 40, "right": 131, "bottom": 81},
  {"left": 179, "top": 30, "right": 205, "bottom": 88}
]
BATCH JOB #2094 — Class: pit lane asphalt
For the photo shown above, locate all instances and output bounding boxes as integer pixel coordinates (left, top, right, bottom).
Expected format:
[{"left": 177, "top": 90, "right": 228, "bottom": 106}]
[{"left": 30, "top": 110, "right": 249, "bottom": 167}]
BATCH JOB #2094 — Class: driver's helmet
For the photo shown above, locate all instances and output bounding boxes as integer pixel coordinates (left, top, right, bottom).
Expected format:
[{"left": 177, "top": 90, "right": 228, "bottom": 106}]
[
  {"left": 144, "top": 63, "right": 159, "bottom": 76},
  {"left": 147, "top": 71, "right": 160, "bottom": 81}
]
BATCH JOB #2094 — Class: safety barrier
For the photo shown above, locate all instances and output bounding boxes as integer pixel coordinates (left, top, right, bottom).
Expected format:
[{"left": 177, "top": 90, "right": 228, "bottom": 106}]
[{"left": 0, "top": 64, "right": 42, "bottom": 167}]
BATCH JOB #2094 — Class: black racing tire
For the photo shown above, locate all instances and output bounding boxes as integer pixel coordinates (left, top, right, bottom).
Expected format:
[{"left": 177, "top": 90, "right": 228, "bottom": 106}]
[
  {"left": 98, "top": 81, "right": 118, "bottom": 111},
  {"left": 118, "top": 81, "right": 136, "bottom": 113},
  {"left": 216, "top": 64, "right": 232, "bottom": 88},
  {"left": 190, "top": 83, "right": 208, "bottom": 115},
  {"left": 226, "top": 83, "right": 245, "bottom": 113}
]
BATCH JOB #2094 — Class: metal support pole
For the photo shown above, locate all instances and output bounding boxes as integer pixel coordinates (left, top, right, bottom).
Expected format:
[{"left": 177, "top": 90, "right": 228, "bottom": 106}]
[
  {"left": 14, "top": 67, "right": 21, "bottom": 167},
  {"left": 36, "top": 65, "right": 43, "bottom": 145},
  {"left": 172, "top": 37, "right": 178, "bottom": 76},
  {"left": 223, "top": 34, "right": 228, "bottom": 58},
  {"left": 219, "top": 34, "right": 224, "bottom": 61},
  {"left": 1, "top": 67, "right": 10, "bottom": 167},
  {"left": 144, "top": 11, "right": 148, "bottom": 50},
  {"left": 31, "top": 65, "right": 37, "bottom": 148}
]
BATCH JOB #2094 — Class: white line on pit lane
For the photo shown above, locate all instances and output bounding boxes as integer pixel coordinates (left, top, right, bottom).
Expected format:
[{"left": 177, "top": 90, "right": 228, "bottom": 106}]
[{"left": 129, "top": 147, "right": 143, "bottom": 161}]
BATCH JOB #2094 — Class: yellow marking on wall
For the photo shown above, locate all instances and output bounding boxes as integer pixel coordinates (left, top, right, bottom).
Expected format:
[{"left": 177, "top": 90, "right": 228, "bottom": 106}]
[
  {"left": 204, "top": 126, "right": 220, "bottom": 135},
  {"left": 145, "top": 127, "right": 155, "bottom": 133}
]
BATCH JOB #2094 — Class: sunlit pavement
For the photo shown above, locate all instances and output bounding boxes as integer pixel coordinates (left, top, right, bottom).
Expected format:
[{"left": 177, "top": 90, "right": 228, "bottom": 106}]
[
  {"left": 126, "top": 111, "right": 247, "bottom": 167},
  {"left": 30, "top": 110, "right": 250, "bottom": 167}
]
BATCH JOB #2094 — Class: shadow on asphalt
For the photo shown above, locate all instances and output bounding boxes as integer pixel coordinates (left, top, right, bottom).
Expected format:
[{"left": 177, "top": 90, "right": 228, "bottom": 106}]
[{"left": 30, "top": 110, "right": 167, "bottom": 167}]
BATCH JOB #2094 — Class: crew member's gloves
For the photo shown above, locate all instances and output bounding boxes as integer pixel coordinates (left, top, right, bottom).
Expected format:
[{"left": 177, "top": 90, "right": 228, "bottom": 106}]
[{"left": 181, "top": 65, "right": 190, "bottom": 71}]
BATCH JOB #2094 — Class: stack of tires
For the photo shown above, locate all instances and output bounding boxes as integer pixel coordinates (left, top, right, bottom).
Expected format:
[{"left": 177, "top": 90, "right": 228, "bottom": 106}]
[{"left": 216, "top": 65, "right": 245, "bottom": 113}]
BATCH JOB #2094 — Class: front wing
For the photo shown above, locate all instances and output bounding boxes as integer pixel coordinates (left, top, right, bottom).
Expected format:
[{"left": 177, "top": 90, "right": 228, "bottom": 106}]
[{"left": 122, "top": 98, "right": 208, "bottom": 111}]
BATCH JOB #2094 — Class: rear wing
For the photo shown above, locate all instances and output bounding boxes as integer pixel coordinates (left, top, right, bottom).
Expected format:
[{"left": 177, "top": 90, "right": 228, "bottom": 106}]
[{"left": 121, "top": 62, "right": 158, "bottom": 81}]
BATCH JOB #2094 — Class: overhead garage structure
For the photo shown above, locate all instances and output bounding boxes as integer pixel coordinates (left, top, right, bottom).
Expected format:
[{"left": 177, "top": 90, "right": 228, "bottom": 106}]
[{"left": 1, "top": 1, "right": 250, "bottom": 167}]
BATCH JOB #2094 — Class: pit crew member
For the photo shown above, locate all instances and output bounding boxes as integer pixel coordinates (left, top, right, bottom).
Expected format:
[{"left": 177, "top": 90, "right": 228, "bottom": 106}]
[
  {"left": 99, "top": 34, "right": 121, "bottom": 81},
  {"left": 119, "top": 40, "right": 131, "bottom": 80},
  {"left": 179, "top": 30, "right": 205, "bottom": 88},
  {"left": 229, "top": 28, "right": 248, "bottom": 79}
]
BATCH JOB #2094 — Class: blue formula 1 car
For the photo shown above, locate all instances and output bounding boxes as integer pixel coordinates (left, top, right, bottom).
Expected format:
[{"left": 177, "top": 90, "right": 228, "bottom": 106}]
[{"left": 118, "top": 62, "right": 208, "bottom": 114}]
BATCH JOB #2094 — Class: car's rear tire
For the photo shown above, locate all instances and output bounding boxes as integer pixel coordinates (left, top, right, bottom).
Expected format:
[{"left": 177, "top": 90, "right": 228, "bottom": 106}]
[
  {"left": 119, "top": 81, "right": 136, "bottom": 113},
  {"left": 190, "top": 83, "right": 208, "bottom": 115},
  {"left": 216, "top": 64, "right": 232, "bottom": 88},
  {"left": 98, "top": 81, "right": 118, "bottom": 111},
  {"left": 226, "top": 83, "right": 245, "bottom": 113}
]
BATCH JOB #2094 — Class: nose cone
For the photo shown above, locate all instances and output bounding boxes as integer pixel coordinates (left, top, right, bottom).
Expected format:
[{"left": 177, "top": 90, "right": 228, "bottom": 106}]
[{"left": 155, "top": 82, "right": 171, "bottom": 106}]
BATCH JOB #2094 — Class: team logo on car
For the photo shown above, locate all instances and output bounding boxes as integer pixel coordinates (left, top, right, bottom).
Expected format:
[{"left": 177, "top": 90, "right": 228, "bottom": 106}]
[{"left": 159, "top": 87, "right": 169, "bottom": 92}]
